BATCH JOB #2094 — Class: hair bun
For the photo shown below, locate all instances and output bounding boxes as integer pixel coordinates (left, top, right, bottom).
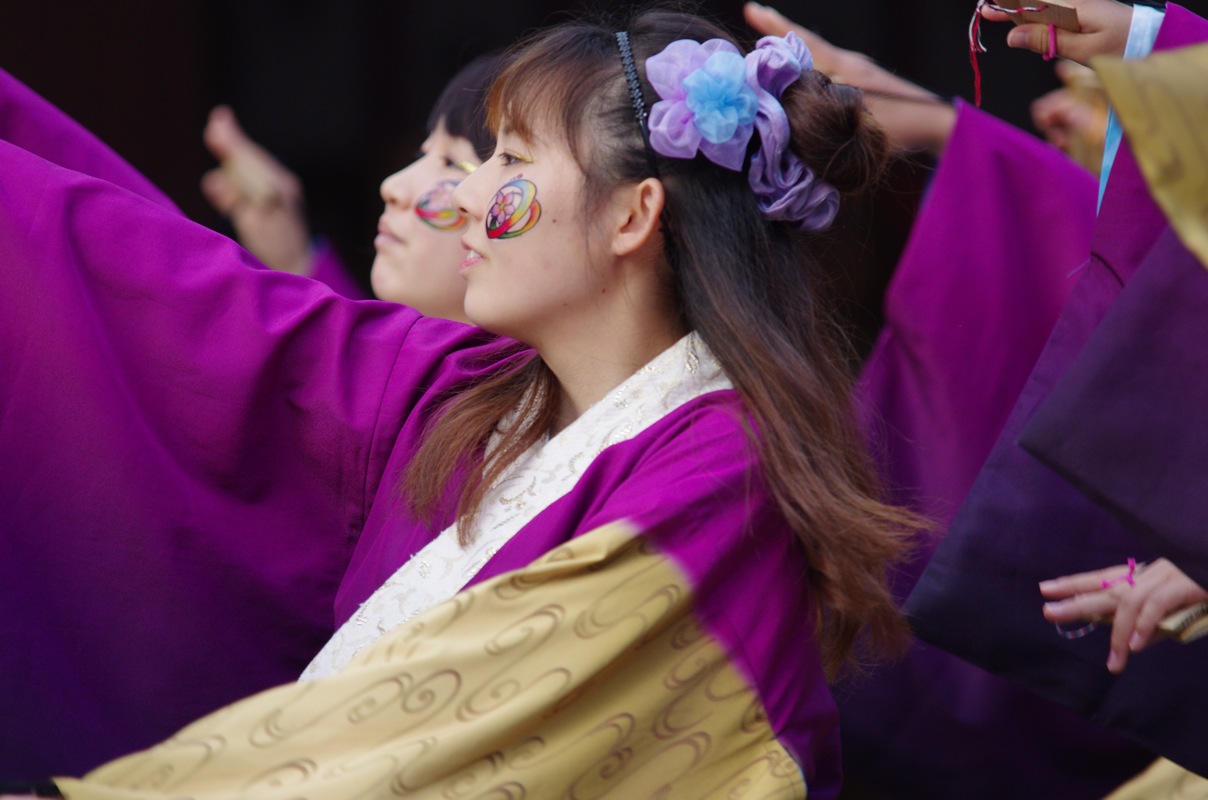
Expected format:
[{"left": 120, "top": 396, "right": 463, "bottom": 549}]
[{"left": 781, "top": 71, "right": 887, "bottom": 196}]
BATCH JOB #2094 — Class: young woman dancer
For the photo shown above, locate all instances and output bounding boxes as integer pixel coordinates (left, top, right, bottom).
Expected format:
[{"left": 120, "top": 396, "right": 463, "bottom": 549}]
[{"left": 0, "top": 8, "right": 913, "bottom": 797}]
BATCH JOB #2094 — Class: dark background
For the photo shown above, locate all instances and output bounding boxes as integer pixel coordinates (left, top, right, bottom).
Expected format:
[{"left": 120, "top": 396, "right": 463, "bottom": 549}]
[{"left": 2, "top": 1, "right": 1192, "bottom": 343}]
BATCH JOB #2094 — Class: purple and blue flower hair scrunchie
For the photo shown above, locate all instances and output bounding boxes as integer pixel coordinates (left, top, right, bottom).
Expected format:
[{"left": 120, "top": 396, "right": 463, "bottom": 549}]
[{"left": 645, "top": 32, "right": 839, "bottom": 233}]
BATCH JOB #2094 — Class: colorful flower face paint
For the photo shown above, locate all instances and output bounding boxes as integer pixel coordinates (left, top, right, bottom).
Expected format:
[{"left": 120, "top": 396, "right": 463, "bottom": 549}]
[
  {"left": 415, "top": 179, "right": 468, "bottom": 232},
  {"left": 485, "top": 176, "right": 542, "bottom": 240}
]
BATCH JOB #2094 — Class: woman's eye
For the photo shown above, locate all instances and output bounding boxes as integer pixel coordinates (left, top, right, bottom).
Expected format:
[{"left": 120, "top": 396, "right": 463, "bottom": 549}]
[{"left": 499, "top": 152, "right": 521, "bottom": 167}]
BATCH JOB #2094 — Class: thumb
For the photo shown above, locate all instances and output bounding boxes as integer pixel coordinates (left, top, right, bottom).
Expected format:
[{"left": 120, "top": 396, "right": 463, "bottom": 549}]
[{"left": 202, "top": 105, "right": 253, "bottom": 162}]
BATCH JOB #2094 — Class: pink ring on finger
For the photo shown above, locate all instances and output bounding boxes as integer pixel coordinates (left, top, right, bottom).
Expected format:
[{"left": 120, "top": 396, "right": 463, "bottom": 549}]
[{"left": 1100, "top": 557, "right": 1138, "bottom": 590}]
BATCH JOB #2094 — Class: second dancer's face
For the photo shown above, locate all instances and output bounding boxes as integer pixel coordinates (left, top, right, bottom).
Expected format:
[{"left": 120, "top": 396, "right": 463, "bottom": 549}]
[{"left": 371, "top": 121, "right": 481, "bottom": 321}]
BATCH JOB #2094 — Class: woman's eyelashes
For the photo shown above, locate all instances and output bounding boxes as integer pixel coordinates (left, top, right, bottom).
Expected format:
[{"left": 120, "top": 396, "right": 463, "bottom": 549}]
[{"left": 497, "top": 151, "right": 533, "bottom": 167}]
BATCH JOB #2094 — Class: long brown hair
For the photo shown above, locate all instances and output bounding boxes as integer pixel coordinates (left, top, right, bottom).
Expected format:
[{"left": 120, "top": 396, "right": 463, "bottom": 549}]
[{"left": 404, "top": 8, "right": 917, "bottom": 679}]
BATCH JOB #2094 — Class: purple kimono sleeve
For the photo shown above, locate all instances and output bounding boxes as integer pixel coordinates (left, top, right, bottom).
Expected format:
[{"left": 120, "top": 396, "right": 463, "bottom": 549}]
[
  {"left": 904, "top": 5, "right": 1208, "bottom": 776},
  {"left": 0, "top": 138, "right": 485, "bottom": 779},
  {"left": 857, "top": 100, "right": 1093, "bottom": 559},
  {"left": 0, "top": 66, "right": 176, "bottom": 210}
]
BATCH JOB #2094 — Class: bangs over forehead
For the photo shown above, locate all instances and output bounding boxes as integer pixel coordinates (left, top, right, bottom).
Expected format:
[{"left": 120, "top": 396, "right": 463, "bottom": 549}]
[
  {"left": 487, "top": 25, "right": 619, "bottom": 158},
  {"left": 427, "top": 55, "right": 500, "bottom": 161}
]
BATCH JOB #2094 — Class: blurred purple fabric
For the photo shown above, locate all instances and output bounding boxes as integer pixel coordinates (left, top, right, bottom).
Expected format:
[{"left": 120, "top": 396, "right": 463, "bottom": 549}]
[
  {"left": 906, "top": 4, "right": 1208, "bottom": 779},
  {"left": 1021, "top": 234, "right": 1208, "bottom": 589},
  {"left": 845, "top": 101, "right": 1153, "bottom": 797}
]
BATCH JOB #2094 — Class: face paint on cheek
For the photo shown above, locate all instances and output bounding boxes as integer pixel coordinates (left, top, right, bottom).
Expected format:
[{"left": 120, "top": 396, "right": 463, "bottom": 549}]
[
  {"left": 485, "top": 176, "right": 542, "bottom": 240},
  {"left": 415, "top": 179, "right": 468, "bottom": 231}
]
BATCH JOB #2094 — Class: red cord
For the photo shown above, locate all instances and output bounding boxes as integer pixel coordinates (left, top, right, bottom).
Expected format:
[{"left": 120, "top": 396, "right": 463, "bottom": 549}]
[{"left": 969, "top": 0, "right": 988, "bottom": 107}]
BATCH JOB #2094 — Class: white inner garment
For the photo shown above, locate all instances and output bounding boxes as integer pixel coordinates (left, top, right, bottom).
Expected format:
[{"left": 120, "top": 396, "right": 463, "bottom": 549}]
[{"left": 300, "top": 332, "right": 731, "bottom": 681}]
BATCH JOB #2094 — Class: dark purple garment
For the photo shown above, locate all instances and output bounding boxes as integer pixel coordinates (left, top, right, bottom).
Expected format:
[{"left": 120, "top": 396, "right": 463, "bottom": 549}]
[
  {"left": 845, "top": 103, "right": 1152, "bottom": 797},
  {"left": 906, "top": 4, "right": 1208, "bottom": 778},
  {"left": 1020, "top": 188, "right": 1208, "bottom": 595}
]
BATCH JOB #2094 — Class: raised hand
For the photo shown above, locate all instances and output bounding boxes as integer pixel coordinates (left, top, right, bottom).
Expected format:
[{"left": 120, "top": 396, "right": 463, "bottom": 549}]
[
  {"left": 201, "top": 106, "right": 314, "bottom": 275},
  {"left": 743, "top": 2, "right": 956, "bottom": 156}
]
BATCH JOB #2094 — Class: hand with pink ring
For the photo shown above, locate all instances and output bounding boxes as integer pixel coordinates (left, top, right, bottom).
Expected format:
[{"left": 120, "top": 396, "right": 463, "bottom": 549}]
[
  {"left": 1041, "top": 558, "right": 1208, "bottom": 674},
  {"left": 979, "top": 0, "right": 1133, "bottom": 67}
]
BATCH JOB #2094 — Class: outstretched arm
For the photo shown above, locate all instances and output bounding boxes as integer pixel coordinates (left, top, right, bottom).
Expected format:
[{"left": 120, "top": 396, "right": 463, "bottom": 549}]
[
  {"left": 743, "top": 2, "right": 956, "bottom": 156},
  {"left": 201, "top": 105, "right": 315, "bottom": 276}
]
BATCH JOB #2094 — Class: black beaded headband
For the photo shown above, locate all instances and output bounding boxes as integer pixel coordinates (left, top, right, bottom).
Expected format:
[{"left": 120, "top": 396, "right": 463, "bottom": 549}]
[{"left": 614, "top": 31, "right": 662, "bottom": 179}]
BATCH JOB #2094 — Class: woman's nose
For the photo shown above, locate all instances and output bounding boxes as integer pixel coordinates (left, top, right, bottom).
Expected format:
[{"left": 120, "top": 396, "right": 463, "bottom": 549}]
[
  {"left": 379, "top": 167, "right": 414, "bottom": 208},
  {"left": 450, "top": 169, "right": 480, "bottom": 221}
]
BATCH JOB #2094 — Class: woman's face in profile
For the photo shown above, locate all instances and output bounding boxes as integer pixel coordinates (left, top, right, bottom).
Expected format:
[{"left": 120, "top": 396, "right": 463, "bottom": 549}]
[{"left": 371, "top": 121, "right": 481, "bottom": 321}]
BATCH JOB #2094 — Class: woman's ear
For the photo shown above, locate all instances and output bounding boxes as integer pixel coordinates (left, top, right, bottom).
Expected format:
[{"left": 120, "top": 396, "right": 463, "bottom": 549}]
[{"left": 610, "top": 177, "right": 665, "bottom": 258}]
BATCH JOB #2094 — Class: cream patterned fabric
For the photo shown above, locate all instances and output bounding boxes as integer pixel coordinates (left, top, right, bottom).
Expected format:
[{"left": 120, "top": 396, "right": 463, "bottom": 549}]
[
  {"left": 300, "top": 332, "right": 730, "bottom": 681},
  {"left": 1105, "top": 758, "right": 1208, "bottom": 800},
  {"left": 60, "top": 522, "right": 805, "bottom": 799}
]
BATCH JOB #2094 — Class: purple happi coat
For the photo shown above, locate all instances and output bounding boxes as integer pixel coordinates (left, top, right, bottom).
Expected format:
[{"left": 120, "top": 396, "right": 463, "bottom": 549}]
[{"left": 0, "top": 70, "right": 841, "bottom": 796}]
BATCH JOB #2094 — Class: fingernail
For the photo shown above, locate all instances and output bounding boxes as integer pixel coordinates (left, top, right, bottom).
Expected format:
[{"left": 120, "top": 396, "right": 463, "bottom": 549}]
[
  {"left": 1006, "top": 30, "right": 1026, "bottom": 48},
  {"left": 1106, "top": 650, "right": 1121, "bottom": 672},
  {"left": 1038, "top": 580, "right": 1056, "bottom": 591},
  {"left": 1128, "top": 632, "right": 1142, "bottom": 651}
]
